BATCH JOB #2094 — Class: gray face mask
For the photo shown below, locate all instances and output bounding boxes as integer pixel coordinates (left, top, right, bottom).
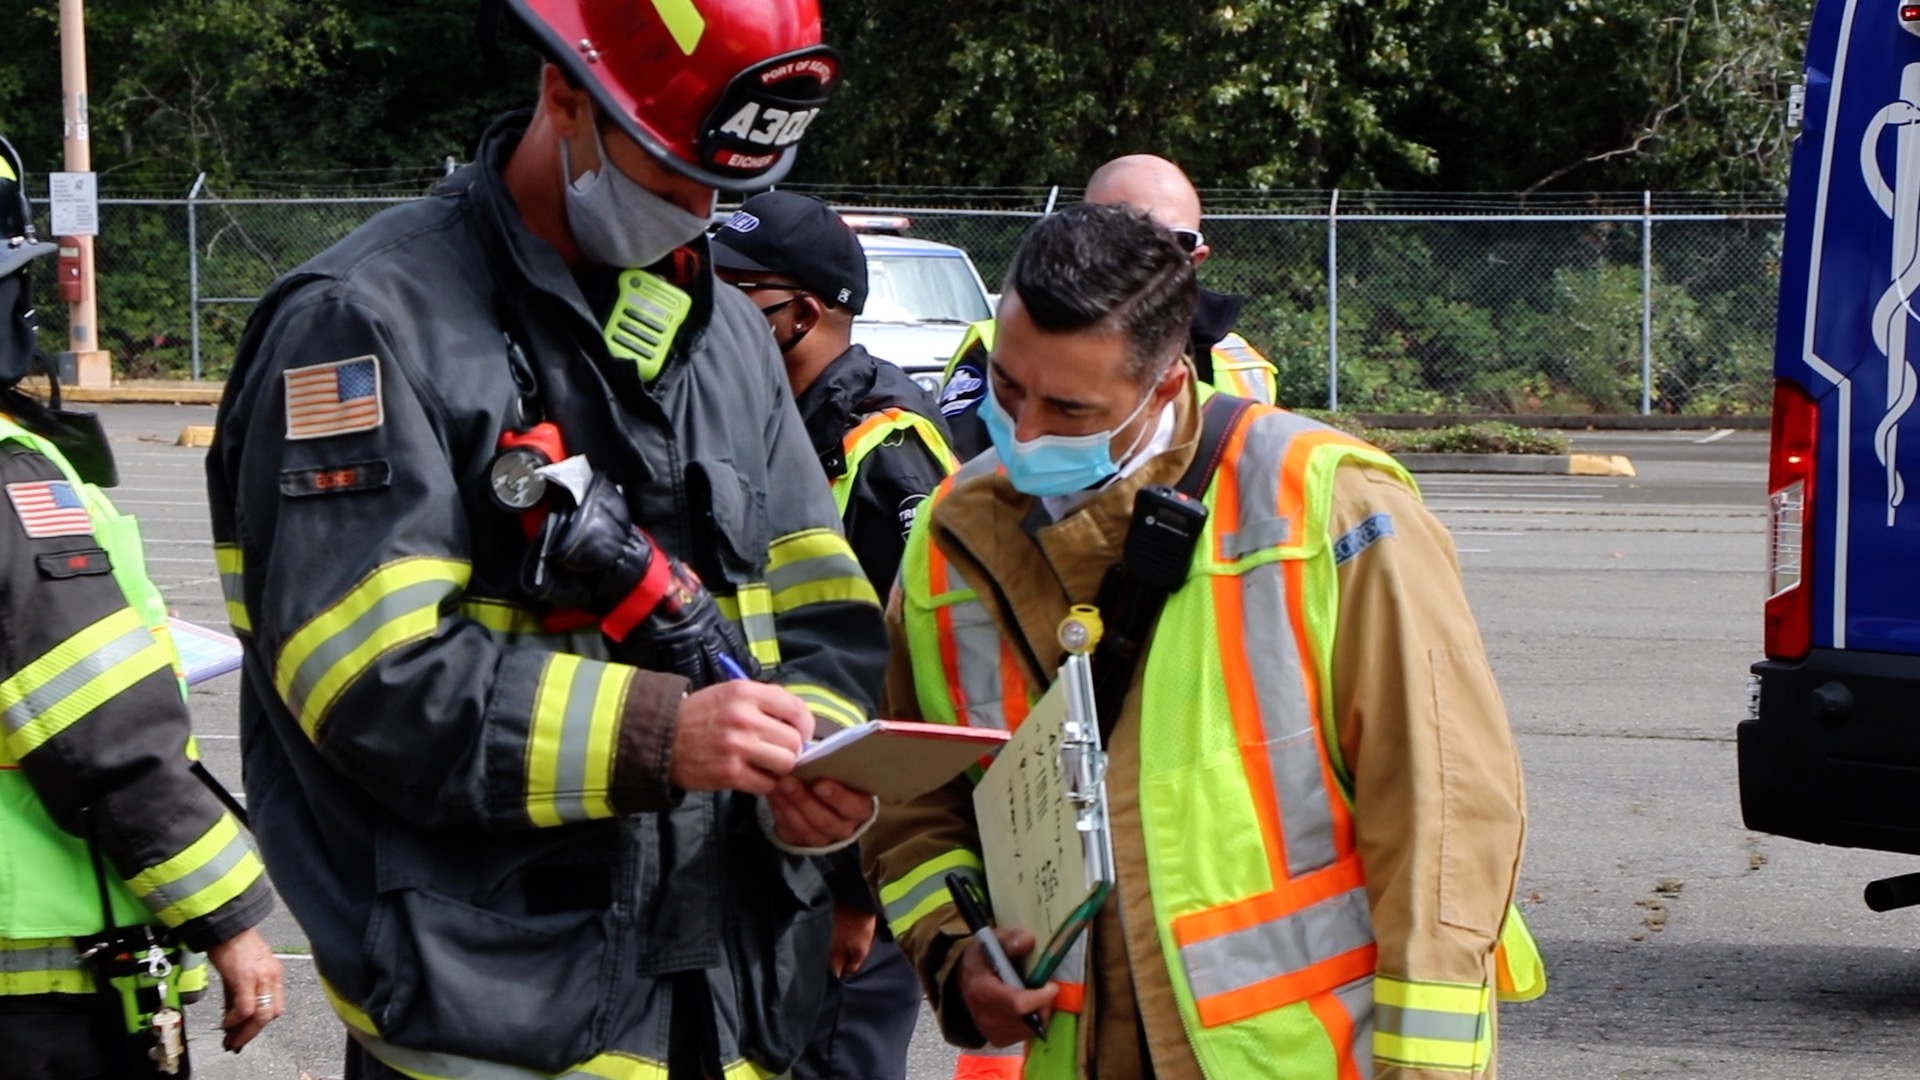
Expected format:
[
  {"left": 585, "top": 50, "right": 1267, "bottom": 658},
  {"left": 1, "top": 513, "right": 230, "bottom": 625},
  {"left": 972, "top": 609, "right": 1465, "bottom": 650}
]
[{"left": 560, "top": 122, "right": 714, "bottom": 270}]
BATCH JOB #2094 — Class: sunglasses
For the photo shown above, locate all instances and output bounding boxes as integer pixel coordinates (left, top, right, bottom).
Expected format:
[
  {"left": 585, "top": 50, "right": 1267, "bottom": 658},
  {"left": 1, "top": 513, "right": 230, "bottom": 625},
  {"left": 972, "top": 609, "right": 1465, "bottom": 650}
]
[{"left": 1168, "top": 227, "right": 1205, "bottom": 254}]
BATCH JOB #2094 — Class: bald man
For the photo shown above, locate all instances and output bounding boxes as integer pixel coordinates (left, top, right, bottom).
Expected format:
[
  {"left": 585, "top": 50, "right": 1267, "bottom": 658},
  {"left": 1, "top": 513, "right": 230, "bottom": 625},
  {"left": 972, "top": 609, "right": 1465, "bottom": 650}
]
[{"left": 934, "top": 154, "right": 1280, "bottom": 460}]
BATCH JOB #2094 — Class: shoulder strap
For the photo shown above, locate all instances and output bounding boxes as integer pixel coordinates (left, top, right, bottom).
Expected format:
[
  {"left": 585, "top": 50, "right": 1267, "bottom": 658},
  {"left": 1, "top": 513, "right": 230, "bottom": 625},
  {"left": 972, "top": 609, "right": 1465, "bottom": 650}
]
[{"left": 1173, "top": 392, "right": 1257, "bottom": 499}]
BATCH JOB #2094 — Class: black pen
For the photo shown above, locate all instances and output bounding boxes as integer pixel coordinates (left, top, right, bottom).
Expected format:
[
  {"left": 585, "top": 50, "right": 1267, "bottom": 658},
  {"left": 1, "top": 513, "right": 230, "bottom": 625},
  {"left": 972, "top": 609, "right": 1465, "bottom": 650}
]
[{"left": 945, "top": 872, "right": 1047, "bottom": 1041}]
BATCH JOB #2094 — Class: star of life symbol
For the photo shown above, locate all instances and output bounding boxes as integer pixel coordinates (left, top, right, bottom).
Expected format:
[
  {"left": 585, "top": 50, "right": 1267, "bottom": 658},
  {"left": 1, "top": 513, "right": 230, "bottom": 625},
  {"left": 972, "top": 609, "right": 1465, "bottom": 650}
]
[{"left": 1862, "top": 63, "right": 1920, "bottom": 525}]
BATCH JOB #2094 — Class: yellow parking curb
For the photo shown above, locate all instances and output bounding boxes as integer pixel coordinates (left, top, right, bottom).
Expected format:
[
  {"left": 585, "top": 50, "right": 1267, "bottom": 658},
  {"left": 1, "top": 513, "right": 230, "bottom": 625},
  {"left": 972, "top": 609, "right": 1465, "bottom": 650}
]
[
  {"left": 1568, "top": 453, "right": 1636, "bottom": 477},
  {"left": 176, "top": 426, "right": 216, "bottom": 448}
]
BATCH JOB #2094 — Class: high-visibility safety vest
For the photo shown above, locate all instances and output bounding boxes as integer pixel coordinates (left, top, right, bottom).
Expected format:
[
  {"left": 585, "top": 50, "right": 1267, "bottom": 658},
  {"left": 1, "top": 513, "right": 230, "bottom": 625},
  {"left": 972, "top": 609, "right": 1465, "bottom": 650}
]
[
  {"left": 891, "top": 403, "right": 1544, "bottom": 1079},
  {"left": 941, "top": 320, "right": 1279, "bottom": 406},
  {"left": 0, "top": 415, "right": 209, "bottom": 997},
  {"left": 832, "top": 407, "right": 959, "bottom": 517}
]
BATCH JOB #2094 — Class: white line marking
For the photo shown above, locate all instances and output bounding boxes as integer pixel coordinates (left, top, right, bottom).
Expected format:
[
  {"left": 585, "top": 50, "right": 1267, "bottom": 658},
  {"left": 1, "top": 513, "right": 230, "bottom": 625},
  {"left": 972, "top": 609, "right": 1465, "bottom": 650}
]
[
  {"left": 1423, "top": 493, "right": 1606, "bottom": 500},
  {"left": 1694, "top": 428, "right": 1736, "bottom": 444}
]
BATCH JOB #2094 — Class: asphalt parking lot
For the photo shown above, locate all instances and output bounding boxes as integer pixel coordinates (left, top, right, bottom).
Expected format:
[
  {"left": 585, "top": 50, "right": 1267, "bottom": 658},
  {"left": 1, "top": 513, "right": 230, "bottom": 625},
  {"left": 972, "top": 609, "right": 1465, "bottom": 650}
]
[{"left": 87, "top": 405, "right": 1920, "bottom": 1079}]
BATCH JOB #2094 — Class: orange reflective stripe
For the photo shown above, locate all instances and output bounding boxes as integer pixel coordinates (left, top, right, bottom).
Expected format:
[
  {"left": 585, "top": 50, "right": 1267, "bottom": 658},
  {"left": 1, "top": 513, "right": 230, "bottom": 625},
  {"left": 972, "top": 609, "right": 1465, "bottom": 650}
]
[
  {"left": 1495, "top": 941, "right": 1516, "bottom": 994},
  {"left": 953, "top": 1052, "right": 1025, "bottom": 1079},
  {"left": 932, "top": 550, "right": 969, "bottom": 724},
  {"left": 1172, "top": 859, "right": 1365, "bottom": 947},
  {"left": 1210, "top": 571, "right": 1289, "bottom": 876},
  {"left": 1307, "top": 992, "right": 1366, "bottom": 1080},
  {"left": 1276, "top": 430, "right": 1363, "bottom": 545},
  {"left": 1194, "top": 943, "right": 1376, "bottom": 1029},
  {"left": 999, "top": 642, "right": 1030, "bottom": 730},
  {"left": 1052, "top": 981, "right": 1085, "bottom": 1014}
]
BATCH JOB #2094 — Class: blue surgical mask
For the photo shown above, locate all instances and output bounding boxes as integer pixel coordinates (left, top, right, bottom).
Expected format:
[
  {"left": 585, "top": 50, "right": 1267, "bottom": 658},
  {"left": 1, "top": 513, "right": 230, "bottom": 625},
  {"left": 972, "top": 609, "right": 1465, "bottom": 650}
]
[
  {"left": 982, "top": 380, "right": 1157, "bottom": 497},
  {"left": 560, "top": 122, "right": 714, "bottom": 270}
]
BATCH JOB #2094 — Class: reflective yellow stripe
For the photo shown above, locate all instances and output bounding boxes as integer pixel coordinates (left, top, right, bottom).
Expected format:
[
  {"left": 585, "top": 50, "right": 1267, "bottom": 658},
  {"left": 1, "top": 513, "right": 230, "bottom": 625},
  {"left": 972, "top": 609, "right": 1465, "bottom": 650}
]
[
  {"left": 769, "top": 575, "right": 879, "bottom": 613},
  {"left": 178, "top": 952, "right": 208, "bottom": 994},
  {"left": 525, "top": 655, "right": 633, "bottom": 827},
  {"left": 716, "top": 583, "right": 781, "bottom": 668},
  {"left": 126, "top": 814, "right": 264, "bottom": 926},
  {"left": 1373, "top": 975, "right": 1493, "bottom": 1073},
  {"left": 215, "top": 543, "right": 251, "bottom": 632},
  {"left": 274, "top": 557, "right": 470, "bottom": 739},
  {"left": 320, "top": 975, "right": 380, "bottom": 1036},
  {"left": 832, "top": 410, "right": 958, "bottom": 517},
  {"left": 326, "top": 973, "right": 673, "bottom": 1079},
  {"left": 1, "top": 607, "right": 171, "bottom": 760},
  {"left": 766, "top": 529, "right": 879, "bottom": 612},
  {"left": 461, "top": 597, "right": 544, "bottom": 635},
  {"left": 767, "top": 528, "right": 851, "bottom": 571},
  {"left": 786, "top": 682, "right": 865, "bottom": 732},
  {"left": 650, "top": 0, "right": 706, "bottom": 55},
  {"left": 0, "top": 937, "right": 92, "bottom": 995},
  {"left": 878, "top": 849, "right": 982, "bottom": 934}
]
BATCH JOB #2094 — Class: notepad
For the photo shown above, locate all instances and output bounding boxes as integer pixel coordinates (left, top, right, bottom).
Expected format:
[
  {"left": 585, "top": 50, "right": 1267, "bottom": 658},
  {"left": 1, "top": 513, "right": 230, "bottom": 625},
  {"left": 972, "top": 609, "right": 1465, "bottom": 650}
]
[
  {"left": 167, "top": 617, "right": 245, "bottom": 687},
  {"left": 792, "top": 720, "right": 1009, "bottom": 803}
]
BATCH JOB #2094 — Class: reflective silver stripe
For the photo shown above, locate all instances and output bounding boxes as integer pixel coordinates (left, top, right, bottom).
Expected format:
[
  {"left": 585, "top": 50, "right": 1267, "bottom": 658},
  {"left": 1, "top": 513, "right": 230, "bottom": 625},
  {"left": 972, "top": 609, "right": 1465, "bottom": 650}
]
[
  {"left": 883, "top": 863, "right": 981, "bottom": 928},
  {"left": 1376, "top": 1002, "right": 1485, "bottom": 1043},
  {"left": 552, "top": 660, "right": 604, "bottom": 825},
  {"left": 1334, "top": 974, "right": 1375, "bottom": 1077},
  {"left": 1051, "top": 933, "right": 1087, "bottom": 985},
  {"left": 766, "top": 548, "right": 867, "bottom": 596},
  {"left": 1220, "top": 516, "right": 1290, "bottom": 561},
  {"left": 0, "top": 943, "right": 78, "bottom": 974},
  {"left": 947, "top": 599, "right": 1009, "bottom": 731},
  {"left": 285, "top": 578, "right": 459, "bottom": 719},
  {"left": 1226, "top": 413, "right": 1298, "bottom": 548},
  {"left": 1242, "top": 561, "right": 1340, "bottom": 876},
  {"left": 136, "top": 828, "right": 255, "bottom": 921},
  {"left": 1179, "top": 886, "right": 1375, "bottom": 1001},
  {"left": 0, "top": 624, "right": 155, "bottom": 736}
]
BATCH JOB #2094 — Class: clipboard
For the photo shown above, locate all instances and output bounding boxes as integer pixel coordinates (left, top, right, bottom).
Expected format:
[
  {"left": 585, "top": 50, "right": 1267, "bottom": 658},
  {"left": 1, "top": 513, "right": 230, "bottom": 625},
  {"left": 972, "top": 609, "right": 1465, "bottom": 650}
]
[{"left": 971, "top": 610, "right": 1115, "bottom": 987}]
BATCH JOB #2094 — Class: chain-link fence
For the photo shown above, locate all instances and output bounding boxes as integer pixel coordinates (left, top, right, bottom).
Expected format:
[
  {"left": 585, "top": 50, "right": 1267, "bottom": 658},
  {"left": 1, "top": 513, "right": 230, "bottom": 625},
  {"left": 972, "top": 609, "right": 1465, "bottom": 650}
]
[{"left": 31, "top": 186, "right": 1784, "bottom": 414}]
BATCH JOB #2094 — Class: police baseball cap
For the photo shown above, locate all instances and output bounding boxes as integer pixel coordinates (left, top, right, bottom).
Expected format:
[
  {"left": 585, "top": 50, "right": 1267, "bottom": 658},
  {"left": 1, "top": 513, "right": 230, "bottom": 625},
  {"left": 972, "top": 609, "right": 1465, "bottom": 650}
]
[{"left": 711, "top": 191, "right": 868, "bottom": 314}]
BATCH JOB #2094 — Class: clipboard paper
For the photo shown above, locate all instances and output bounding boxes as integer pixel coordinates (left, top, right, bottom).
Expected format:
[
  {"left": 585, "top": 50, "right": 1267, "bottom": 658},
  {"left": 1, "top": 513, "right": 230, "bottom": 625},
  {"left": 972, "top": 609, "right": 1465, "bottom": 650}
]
[{"left": 972, "top": 664, "right": 1116, "bottom": 987}]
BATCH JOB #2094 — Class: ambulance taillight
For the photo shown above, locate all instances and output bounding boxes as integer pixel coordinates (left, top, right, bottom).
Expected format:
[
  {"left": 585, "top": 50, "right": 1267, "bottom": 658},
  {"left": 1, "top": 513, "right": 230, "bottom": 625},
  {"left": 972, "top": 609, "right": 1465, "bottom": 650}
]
[{"left": 1765, "top": 380, "right": 1818, "bottom": 661}]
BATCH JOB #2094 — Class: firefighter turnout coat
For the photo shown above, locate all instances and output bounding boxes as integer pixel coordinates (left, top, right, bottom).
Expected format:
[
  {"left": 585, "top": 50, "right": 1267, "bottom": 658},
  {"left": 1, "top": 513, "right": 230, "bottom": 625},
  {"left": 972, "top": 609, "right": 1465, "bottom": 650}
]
[
  {"left": 1, "top": 410, "right": 270, "bottom": 1001},
  {"left": 205, "top": 116, "right": 888, "bottom": 1079},
  {"left": 863, "top": 384, "right": 1540, "bottom": 1079}
]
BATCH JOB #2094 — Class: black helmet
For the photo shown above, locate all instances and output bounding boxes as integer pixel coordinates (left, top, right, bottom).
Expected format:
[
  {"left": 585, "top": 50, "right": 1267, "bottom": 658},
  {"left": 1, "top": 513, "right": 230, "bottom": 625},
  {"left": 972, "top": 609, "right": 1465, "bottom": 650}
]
[{"left": 1, "top": 136, "right": 54, "bottom": 279}]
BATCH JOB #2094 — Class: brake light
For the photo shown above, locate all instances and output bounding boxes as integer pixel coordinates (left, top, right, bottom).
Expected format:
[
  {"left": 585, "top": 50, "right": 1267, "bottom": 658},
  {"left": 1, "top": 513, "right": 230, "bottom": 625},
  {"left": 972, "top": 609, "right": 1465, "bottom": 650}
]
[{"left": 1765, "top": 380, "right": 1818, "bottom": 660}]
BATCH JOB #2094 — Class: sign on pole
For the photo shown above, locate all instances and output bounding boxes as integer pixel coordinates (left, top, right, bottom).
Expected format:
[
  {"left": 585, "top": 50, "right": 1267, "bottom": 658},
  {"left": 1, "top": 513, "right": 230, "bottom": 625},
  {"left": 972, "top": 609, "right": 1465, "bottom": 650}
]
[{"left": 48, "top": 171, "right": 98, "bottom": 236}]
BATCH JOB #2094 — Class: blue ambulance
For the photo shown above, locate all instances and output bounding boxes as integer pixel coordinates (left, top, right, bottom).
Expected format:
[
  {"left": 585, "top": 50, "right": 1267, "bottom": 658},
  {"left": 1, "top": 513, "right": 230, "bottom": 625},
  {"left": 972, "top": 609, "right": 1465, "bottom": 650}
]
[{"left": 1739, "top": 0, "right": 1920, "bottom": 894}]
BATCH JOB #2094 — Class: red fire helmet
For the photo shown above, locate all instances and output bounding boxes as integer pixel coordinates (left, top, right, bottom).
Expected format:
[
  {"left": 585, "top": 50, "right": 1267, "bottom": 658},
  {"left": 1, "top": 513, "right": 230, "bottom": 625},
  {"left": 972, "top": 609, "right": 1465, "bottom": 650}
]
[{"left": 508, "top": 0, "right": 840, "bottom": 189}]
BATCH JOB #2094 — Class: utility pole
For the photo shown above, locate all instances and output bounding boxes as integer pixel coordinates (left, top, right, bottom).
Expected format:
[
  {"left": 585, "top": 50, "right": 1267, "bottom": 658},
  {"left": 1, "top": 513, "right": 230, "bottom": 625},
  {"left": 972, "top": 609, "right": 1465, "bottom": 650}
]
[{"left": 59, "top": 0, "right": 110, "bottom": 388}]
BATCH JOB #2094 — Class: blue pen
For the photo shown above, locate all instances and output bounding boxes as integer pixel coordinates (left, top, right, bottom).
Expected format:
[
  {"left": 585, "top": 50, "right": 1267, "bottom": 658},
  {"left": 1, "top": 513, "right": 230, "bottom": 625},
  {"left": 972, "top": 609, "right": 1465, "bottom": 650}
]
[{"left": 716, "top": 654, "right": 750, "bottom": 682}]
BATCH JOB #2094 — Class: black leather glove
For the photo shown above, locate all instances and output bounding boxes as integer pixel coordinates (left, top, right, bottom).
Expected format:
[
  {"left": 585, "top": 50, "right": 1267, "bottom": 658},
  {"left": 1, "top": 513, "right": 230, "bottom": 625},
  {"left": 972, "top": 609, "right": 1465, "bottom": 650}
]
[
  {"left": 524, "top": 470, "right": 660, "bottom": 615},
  {"left": 524, "top": 470, "right": 758, "bottom": 687}
]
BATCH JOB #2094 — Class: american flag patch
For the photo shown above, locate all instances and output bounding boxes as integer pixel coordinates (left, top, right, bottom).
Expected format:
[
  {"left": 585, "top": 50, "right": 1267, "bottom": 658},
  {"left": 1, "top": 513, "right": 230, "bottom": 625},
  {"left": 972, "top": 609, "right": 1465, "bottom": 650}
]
[
  {"left": 285, "top": 356, "right": 383, "bottom": 441},
  {"left": 7, "top": 480, "right": 93, "bottom": 539}
]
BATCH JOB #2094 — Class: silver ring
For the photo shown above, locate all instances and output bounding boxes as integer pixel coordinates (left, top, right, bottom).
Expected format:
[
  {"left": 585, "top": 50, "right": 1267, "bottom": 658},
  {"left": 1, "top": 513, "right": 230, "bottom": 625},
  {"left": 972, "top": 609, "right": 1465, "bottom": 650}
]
[{"left": 254, "top": 994, "right": 274, "bottom": 1006}]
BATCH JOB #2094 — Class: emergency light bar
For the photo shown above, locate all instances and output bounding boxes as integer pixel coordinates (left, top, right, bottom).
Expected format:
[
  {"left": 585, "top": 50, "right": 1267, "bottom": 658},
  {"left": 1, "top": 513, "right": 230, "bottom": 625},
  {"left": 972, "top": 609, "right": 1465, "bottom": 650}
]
[{"left": 840, "top": 213, "right": 912, "bottom": 234}]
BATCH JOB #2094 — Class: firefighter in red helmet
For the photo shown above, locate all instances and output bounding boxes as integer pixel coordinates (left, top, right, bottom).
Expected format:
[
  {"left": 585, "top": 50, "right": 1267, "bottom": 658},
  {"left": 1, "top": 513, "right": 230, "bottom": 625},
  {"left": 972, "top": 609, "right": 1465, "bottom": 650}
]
[{"left": 206, "top": 3, "right": 889, "bottom": 1077}]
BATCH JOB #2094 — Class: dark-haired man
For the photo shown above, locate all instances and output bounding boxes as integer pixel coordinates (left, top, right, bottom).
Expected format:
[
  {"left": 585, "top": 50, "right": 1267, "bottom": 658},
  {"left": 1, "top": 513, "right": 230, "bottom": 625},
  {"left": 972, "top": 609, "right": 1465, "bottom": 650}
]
[
  {"left": 863, "top": 204, "right": 1541, "bottom": 1079},
  {"left": 935, "top": 154, "right": 1279, "bottom": 461}
]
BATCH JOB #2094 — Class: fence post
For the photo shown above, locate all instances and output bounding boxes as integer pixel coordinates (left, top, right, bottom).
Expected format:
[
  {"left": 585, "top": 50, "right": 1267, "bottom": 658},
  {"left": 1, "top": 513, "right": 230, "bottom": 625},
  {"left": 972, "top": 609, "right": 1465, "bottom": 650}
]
[
  {"left": 187, "top": 173, "right": 206, "bottom": 382},
  {"left": 1640, "top": 189, "right": 1653, "bottom": 416},
  {"left": 1327, "top": 188, "right": 1340, "bottom": 412}
]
